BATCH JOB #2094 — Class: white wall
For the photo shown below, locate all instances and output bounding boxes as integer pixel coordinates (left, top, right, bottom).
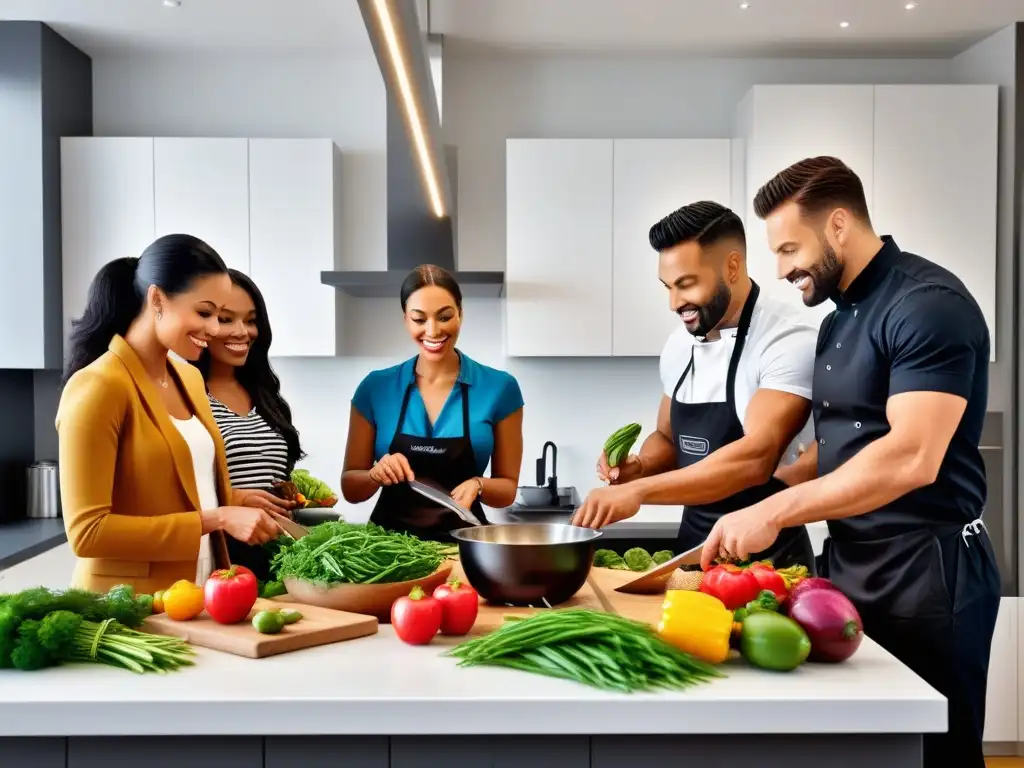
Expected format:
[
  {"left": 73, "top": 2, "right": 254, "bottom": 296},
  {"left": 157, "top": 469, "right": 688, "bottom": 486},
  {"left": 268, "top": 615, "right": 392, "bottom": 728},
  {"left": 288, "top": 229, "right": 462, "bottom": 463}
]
[{"left": 91, "top": 47, "right": 956, "bottom": 523}]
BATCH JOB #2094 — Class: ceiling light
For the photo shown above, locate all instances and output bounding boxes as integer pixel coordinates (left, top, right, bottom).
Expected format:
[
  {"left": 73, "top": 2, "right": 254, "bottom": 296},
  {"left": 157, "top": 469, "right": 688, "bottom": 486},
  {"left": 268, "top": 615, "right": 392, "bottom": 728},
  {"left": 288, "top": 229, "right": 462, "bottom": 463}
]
[
  {"left": 739, "top": 2, "right": 750, "bottom": 9},
  {"left": 372, "top": 0, "right": 445, "bottom": 219},
  {"left": 904, "top": 2, "right": 918, "bottom": 9},
  {"left": 839, "top": 20, "right": 850, "bottom": 28},
  {"left": 162, "top": 0, "right": 181, "bottom": 7}
]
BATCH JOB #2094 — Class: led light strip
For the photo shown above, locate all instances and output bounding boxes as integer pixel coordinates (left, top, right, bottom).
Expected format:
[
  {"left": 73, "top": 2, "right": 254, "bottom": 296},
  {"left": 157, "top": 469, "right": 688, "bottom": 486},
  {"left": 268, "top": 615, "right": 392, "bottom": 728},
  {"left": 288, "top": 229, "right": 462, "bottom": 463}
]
[{"left": 373, "top": 0, "right": 446, "bottom": 218}]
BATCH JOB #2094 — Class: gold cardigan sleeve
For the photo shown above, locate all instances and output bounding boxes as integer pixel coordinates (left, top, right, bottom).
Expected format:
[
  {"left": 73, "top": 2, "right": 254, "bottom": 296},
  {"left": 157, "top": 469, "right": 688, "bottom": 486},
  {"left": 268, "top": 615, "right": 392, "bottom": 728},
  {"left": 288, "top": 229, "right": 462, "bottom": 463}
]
[{"left": 56, "top": 368, "right": 203, "bottom": 562}]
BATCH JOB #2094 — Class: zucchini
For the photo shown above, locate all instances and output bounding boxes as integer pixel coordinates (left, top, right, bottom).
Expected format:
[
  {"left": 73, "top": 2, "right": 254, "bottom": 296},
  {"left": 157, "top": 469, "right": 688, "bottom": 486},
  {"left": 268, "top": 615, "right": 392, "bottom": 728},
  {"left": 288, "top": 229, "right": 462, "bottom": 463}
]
[{"left": 603, "top": 422, "right": 642, "bottom": 467}]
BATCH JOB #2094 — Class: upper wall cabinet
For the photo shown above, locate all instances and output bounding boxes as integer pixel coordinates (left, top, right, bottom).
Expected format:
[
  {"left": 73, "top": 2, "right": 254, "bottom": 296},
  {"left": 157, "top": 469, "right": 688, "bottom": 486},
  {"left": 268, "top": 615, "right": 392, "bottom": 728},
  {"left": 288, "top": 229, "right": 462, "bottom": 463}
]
[
  {"left": 61, "top": 136, "right": 342, "bottom": 359},
  {"left": 735, "top": 85, "right": 876, "bottom": 327},
  {"left": 61, "top": 138, "right": 156, "bottom": 359},
  {"left": 154, "top": 138, "right": 250, "bottom": 273},
  {"left": 612, "top": 139, "right": 733, "bottom": 357},
  {"left": 249, "top": 139, "right": 342, "bottom": 358},
  {"left": 505, "top": 138, "right": 733, "bottom": 357},
  {"left": 735, "top": 84, "right": 998, "bottom": 358},
  {"left": 871, "top": 85, "right": 998, "bottom": 359},
  {"left": 506, "top": 139, "right": 614, "bottom": 357}
]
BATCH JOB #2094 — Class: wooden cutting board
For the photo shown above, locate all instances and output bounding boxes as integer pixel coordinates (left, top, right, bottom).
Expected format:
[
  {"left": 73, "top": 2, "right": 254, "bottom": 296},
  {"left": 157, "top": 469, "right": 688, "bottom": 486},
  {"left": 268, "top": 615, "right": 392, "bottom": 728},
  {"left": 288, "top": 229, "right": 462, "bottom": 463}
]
[
  {"left": 585, "top": 567, "right": 668, "bottom": 626},
  {"left": 143, "top": 598, "right": 379, "bottom": 658},
  {"left": 448, "top": 561, "right": 609, "bottom": 635}
]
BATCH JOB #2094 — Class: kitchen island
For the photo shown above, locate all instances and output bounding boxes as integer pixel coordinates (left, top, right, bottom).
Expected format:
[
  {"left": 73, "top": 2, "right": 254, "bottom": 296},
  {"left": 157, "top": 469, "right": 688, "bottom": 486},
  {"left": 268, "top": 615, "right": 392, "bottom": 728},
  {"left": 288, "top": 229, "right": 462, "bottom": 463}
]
[{"left": 0, "top": 623, "right": 944, "bottom": 768}]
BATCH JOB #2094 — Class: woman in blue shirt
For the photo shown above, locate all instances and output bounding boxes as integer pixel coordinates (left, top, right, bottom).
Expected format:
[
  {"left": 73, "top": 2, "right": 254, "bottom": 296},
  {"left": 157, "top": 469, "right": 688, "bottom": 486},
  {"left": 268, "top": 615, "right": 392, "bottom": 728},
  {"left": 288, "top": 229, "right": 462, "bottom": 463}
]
[{"left": 341, "top": 265, "right": 524, "bottom": 540}]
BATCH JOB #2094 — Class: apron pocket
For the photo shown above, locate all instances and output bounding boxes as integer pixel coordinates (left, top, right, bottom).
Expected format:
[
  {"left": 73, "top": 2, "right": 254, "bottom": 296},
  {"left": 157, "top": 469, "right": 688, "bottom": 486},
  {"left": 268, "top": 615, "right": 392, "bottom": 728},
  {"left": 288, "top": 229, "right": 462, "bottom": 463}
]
[{"left": 830, "top": 532, "right": 952, "bottom": 619}]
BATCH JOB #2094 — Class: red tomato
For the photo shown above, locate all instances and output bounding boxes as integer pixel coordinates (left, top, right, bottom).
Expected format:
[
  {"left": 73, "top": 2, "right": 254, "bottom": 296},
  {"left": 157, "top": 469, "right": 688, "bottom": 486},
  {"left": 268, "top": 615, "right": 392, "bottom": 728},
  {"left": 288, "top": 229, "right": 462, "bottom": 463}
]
[
  {"left": 747, "top": 564, "right": 788, "bottom": 602},
  {"left": 699, "top": 564, "right": 761, "bottom": 610},
  {"left": 204, "top": 564, "right": 259, "bottom": 624},
  {"left": 432, "top": 578, "right": 480, "bottom": 636},
  {"left": 391, "top": 586, "right": 443, "bottom": 645}
]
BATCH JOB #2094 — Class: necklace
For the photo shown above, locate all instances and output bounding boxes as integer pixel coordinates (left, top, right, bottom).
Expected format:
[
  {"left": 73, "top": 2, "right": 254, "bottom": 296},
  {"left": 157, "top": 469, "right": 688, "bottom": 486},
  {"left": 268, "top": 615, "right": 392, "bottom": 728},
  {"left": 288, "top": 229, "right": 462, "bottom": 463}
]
[{"left": 158, "top": 377, "right": 169, "bottom": 389}]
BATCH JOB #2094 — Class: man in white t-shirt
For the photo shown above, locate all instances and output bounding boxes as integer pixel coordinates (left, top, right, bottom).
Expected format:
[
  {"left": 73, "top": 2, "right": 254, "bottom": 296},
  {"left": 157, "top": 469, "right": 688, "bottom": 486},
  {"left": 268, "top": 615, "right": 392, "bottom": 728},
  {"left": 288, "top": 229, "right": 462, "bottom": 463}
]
[{"left": 571, "top": 200, "right": 818, "bottom": 571}]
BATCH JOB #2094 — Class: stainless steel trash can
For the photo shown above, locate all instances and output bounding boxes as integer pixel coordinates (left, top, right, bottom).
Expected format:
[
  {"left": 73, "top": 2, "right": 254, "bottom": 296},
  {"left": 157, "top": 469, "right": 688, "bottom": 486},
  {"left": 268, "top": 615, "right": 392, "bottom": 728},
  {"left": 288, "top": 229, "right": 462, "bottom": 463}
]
[{"left": 27, "top": 461, "right": 61, "bottom": 519}]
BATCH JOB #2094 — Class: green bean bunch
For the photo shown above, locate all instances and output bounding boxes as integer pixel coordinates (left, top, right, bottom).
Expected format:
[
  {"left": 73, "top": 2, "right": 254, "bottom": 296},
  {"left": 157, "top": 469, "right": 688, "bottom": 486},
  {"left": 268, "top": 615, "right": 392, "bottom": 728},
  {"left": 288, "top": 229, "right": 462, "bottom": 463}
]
[
  {"left": 447, "top": 609, "right": 725, "bottom": 693},
  {"left": 271, "top": 522, "right": 455, "bottom": 585}
]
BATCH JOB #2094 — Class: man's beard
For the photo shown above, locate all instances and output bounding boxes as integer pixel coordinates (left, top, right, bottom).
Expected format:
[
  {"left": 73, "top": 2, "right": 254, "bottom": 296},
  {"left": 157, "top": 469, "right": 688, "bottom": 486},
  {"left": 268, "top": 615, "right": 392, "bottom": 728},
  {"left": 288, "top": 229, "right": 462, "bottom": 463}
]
[
  {"left": 789, "top": 243, "right": 844, "bottom": 307},
  {"left": 679, "top": 280, "right": 732, "bottom": 337}
]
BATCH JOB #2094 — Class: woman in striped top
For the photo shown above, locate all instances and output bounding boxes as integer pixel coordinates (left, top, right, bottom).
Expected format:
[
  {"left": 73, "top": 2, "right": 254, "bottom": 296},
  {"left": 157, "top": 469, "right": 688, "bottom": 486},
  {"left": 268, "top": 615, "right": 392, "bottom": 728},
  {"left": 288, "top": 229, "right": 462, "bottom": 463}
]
[{"left": 194, "top": 269, "right": 304, "bottom": 579}]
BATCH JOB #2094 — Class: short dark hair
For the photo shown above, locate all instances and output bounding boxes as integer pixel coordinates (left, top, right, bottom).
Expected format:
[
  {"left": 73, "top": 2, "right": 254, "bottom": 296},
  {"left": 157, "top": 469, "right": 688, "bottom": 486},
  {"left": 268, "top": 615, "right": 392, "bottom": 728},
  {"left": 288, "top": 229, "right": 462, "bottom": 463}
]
[
  {"left": 648, "top": 200, "right": 745, "bottom": 253},
  {"left": 399, "top": 264, "right": 463, "bottom": 311},
  {"left": 753, "top": 156, "right": 870, "bottom": 222}
]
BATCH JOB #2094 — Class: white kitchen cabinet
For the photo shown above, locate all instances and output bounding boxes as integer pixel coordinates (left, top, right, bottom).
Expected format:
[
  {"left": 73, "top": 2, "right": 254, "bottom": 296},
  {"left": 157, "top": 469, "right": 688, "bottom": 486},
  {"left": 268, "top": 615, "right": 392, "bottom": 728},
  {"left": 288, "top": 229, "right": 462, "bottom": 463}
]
[
  {"left": 154, "top": 138, "right": 250, "bottom": 273},
  {"left": 611, "top": 139, "right": 733, "bottom": 357},
  {"left": 872, "top": 85, "right": 998, "bottom": 361},
  {"left": 248, "top": 139, "right": 342, "bottom": 358},
  {"left": 505, "top": 139, "right": 614, "bottom": 357},
  {"left": 60, "top": 137, "right": 156, "bottom": 357},
  {"left": 982, "top": 596, "right": 1017, "bottom": 743},
  {"left": 735, "top": 85, "right": 876, "bottom": 326}
]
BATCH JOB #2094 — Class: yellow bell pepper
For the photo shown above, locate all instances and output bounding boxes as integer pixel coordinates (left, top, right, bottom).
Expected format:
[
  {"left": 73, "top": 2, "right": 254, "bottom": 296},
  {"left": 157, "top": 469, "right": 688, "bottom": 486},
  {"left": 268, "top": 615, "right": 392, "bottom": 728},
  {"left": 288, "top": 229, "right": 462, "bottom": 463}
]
[{"left": 656, "top": 589, "right": 734, "bottom": 664}]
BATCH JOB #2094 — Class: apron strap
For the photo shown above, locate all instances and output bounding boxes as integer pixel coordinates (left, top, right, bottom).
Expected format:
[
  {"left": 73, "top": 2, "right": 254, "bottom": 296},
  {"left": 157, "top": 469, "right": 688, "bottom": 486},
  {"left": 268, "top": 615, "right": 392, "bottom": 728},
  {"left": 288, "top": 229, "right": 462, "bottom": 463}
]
[
  {"left": 671, "top": 345, "right": 696, "bottom": 403},
  {"left": 395, "top": 379, "right": 417, "bottom": 438},
  {"left": 726, "top": 280, "right": 760, "bottom": 411},
  {"left": 459, "top": 381, "right": 470, "bottom": 438}
]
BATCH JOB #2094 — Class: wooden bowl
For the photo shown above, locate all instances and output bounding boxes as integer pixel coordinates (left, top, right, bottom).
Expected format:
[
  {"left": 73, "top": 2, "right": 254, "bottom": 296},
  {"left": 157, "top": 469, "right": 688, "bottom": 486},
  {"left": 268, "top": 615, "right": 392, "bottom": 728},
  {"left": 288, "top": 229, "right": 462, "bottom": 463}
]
[{"left": 283, "top": 561, "right": 454, "bottom": 622}]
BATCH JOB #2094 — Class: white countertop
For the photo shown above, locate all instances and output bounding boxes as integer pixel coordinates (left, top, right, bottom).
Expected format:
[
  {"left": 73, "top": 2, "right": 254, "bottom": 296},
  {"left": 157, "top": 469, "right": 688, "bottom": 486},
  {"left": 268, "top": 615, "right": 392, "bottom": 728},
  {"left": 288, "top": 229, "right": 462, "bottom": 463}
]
[{"left": 0, "top": 625, "right": 944, "bottom": 737}]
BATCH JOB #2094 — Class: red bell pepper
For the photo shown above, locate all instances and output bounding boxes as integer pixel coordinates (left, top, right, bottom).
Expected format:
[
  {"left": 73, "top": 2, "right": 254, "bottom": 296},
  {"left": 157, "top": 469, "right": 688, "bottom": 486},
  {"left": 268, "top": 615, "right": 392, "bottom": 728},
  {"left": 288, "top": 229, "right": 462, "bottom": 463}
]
[
  {"left": 745, "top": 563, "right": 788, "bottom": 603},
  {"left": 699, "top": 564, "right": 761, "bottom": 610}
]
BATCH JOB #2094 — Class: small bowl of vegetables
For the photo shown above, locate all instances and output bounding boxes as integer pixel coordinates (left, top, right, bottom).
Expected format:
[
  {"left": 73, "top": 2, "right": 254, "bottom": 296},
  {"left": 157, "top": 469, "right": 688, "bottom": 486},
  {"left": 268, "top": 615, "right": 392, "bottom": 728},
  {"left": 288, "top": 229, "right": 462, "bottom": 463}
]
[{"left": 273, "top": 521, "right": 456, "bottom": 621}]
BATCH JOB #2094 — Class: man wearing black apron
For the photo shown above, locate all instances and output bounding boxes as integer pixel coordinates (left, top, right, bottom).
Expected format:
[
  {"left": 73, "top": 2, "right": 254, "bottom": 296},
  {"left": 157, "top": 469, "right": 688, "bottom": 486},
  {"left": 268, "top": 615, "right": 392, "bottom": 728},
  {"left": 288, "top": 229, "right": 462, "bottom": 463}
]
[
  {"left": 369, "top": 377, "right": 487, "bottom": 542},
  {"left": 573, "top": 201, "right": 817, "bottom": 573},
  {"left": 706, "top": 156, "right": 1000, "bottom": 768}
]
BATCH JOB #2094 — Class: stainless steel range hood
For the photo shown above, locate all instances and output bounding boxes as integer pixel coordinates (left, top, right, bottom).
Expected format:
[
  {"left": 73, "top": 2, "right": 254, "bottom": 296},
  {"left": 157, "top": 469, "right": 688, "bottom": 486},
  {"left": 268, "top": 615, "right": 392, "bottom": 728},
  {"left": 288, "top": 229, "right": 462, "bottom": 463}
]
[{"left": 322, "top": 0, "right": 504, "bottom": 298}]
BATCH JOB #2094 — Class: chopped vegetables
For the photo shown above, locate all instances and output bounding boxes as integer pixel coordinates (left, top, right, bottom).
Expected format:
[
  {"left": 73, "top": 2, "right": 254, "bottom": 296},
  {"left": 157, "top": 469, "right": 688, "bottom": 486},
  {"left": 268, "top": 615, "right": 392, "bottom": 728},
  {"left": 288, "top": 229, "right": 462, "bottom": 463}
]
[
  {"left": 657, "top": 590, "right": 734, "bottom": 664},
  {"left": 594, "top": 547, "right": 675, "bottom": 572},
  {"left": 270, "top": 521, "right": 455, "bottom": 585},
  {"left": 0, "top": 586, "right": 193, "bottom": 673},
  {"left": 448, "top": 609, "right": 724, "bottom": 693},
  {"left": 732, "top": 589, "right": 781, "bottom": 622}
]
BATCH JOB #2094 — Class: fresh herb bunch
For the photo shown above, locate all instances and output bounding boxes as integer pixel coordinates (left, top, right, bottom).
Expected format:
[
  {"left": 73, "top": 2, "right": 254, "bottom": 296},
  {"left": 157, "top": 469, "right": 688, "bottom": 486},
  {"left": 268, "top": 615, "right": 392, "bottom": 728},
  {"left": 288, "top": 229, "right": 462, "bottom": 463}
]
[
  {"left": 270, "top": 521, "right": 455, "bottom": 585},
  {"left": 0, "top": 585, "right": 193, "bottom": 673},
  {"left": 447, "top": 609, "right": 724, "bottom": 693}
]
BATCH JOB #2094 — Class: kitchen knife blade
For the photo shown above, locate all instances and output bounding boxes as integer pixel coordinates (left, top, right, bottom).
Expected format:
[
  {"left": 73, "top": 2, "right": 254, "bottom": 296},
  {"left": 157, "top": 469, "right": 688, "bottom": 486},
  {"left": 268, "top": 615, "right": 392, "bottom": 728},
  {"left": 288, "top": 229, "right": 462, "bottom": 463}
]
[{"left": 408, "top": 479, "right": 483, "bottom": 526}]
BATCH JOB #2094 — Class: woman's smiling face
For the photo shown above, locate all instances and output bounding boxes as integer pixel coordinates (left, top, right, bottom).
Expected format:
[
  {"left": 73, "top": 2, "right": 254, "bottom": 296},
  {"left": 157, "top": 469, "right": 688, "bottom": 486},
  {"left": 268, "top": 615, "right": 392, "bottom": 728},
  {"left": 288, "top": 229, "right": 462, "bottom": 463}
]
[
  {"left": 207, "top": 283, "right": 258, "bottom": 367},
  {"left": 403, "top": 284, "right": 462, "bottom": 360}
]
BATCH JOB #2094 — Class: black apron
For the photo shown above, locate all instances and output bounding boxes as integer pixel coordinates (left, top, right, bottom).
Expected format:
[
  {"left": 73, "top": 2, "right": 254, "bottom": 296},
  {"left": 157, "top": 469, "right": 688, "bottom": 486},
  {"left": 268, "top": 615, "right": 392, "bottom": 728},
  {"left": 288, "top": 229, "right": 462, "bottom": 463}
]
[
  {"left": 814, "top": 331, "right": 1001, "bottom": 768},
  {"left": 822, "top": 504, "right": 999, "bottom": 767},
  {"left": 369, "top": 376, "right": 487, "bottom": 543},
  {"left": 670, "top": 281, "right": 815, "bottom": 573}
]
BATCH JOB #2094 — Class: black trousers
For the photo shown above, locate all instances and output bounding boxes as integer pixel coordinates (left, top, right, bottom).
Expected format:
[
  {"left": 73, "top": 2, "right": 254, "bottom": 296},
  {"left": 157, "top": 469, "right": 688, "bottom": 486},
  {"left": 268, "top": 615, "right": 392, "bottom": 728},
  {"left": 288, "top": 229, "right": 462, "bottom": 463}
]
[{"left": 863, "top": 594, "right": 998, "bottom": 768}]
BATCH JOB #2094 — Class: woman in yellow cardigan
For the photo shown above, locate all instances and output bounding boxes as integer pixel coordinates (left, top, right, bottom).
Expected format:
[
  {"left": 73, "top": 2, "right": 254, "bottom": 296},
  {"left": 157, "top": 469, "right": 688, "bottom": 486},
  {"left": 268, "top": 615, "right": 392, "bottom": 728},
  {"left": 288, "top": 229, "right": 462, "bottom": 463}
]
[{"left": 57, "top": 234, "right": 289, "bottom": 594}]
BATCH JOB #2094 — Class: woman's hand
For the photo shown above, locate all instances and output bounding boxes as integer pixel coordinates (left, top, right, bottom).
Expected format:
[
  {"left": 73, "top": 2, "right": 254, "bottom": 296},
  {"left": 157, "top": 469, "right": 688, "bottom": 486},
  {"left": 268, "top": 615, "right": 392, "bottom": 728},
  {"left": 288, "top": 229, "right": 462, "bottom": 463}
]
[
  {"left": 451, "top": 478, "right": 483, "bottom": 509},
  {"left": 368, "top": 453, "right": 415, "bottom": 486},
  {"left": 206, "top": 506, "right": 281, "bottom": 545},
  {"left": 234, "top": 488, "right": 296, "bottom": 517}
]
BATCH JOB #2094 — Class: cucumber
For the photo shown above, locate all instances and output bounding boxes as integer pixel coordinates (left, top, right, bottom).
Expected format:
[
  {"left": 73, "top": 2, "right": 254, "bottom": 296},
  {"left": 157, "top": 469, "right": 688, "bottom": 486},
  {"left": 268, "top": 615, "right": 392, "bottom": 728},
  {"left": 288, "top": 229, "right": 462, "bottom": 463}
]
[{"left": 603, "top": 422, "right": 642, "bottom": 467}]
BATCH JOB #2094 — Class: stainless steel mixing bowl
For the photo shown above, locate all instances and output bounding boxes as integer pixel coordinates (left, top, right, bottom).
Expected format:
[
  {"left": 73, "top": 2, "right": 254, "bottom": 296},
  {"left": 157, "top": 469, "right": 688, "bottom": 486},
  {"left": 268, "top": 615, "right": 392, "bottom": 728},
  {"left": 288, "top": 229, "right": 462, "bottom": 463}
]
[{"left": 450, "top": 523, "right": 603, "bottom": 606}]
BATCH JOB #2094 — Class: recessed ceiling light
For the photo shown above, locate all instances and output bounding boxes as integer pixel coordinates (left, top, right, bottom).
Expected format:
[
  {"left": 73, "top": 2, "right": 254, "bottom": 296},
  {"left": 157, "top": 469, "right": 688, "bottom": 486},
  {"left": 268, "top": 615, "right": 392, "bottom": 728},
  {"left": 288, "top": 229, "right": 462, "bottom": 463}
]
[
  {"left": 162, "top": 0, "right": 181, "bottom": 7},
  {"left": 839, "top": 20, "right": 850, "bottom": 28},
  {"left": 904, "top": 2, "right": 918, "bottom": 9},
  {"left": 739, "top": 2, "right": 750, "bottom": 9}
]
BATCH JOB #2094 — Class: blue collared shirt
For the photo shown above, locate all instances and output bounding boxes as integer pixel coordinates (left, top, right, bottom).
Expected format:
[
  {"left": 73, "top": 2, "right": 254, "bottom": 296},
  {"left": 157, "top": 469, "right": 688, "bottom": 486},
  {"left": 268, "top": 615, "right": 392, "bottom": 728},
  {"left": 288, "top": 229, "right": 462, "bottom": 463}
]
[{"left": 351, "top": 351, "right": 524, "bottom": 475}]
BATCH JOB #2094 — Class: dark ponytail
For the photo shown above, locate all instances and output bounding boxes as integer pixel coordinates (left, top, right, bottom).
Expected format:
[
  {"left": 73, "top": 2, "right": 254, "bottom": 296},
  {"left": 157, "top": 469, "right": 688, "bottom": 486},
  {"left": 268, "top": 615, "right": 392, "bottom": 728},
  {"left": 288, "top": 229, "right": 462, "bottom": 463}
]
[{"left": 65, "top": 234, "right": 228, "bottom": 384}]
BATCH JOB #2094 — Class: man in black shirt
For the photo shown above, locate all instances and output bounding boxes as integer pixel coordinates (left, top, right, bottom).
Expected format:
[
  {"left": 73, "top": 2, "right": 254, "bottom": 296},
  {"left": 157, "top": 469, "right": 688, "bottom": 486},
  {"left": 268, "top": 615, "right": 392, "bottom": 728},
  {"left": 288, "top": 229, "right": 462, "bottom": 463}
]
[{"left": 702, "top": 156, "right": 1000, "bottom": 768}]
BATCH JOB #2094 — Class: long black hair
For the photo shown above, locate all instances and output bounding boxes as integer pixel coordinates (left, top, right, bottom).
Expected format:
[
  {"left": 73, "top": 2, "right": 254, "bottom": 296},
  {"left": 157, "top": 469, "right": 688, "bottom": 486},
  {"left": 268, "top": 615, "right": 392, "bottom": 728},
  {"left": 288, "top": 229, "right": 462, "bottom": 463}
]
[
  {"left": 64, "top": 234, "right": 228, "bottom": 385},
  {"left": 195, "top": 269, "right": 304, "bottom": 472}
]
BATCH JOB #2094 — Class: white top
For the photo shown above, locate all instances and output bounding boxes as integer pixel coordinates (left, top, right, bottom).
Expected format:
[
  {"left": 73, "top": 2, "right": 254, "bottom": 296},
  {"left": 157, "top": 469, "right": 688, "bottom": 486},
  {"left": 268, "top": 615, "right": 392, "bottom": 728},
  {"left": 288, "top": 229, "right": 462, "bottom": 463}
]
[
  {"left": 659, "top": 292, "right": 817, "bottom": 466},
  {"left": 171, "top": 416, "right": 219, "bottom": 583},
  {"left": 0, "top": 631, "right": 944, "bottom": 736}
]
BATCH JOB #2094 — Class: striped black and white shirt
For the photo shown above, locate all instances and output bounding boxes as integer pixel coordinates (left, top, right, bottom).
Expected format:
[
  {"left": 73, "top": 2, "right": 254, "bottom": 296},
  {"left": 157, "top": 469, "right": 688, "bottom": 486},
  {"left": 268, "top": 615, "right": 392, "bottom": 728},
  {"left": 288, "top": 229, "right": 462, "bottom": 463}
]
[{"left": 208, "top": 396, "right": 290, "bottom": 490}]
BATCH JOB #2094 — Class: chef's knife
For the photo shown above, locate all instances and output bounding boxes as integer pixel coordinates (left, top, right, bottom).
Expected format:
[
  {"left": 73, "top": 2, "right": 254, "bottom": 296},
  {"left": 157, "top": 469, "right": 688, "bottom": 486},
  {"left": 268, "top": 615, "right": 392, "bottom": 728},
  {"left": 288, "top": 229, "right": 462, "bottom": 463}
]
[
  {"left": 613, "top": 541, "right": 704, "bottom": 594},
  {"left": 268, "top": 509, "right": 310, "bottom": 540},
  {"left": 408, "top": 479, "right": 484, "bottom": 526}
]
